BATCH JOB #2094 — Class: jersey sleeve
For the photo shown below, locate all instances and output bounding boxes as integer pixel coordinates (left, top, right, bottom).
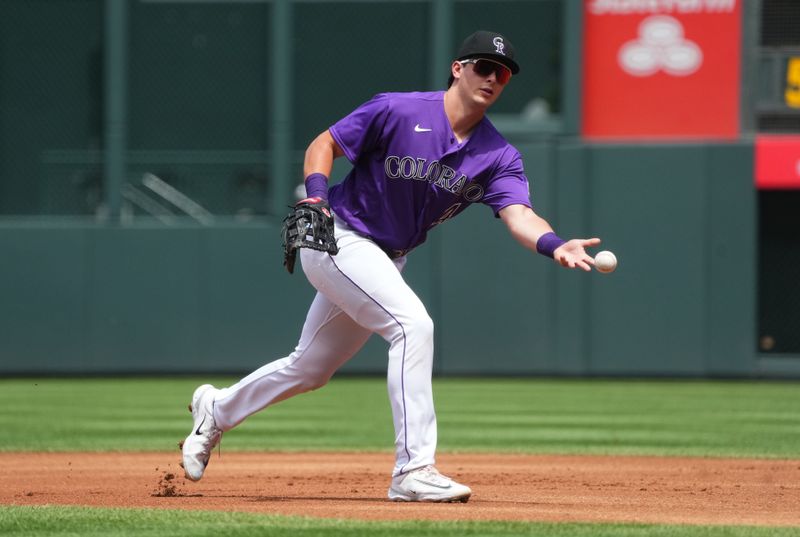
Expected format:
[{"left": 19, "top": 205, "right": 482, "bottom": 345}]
[
  {"left": 480, "top": 150, "right": 533, "bottom": 216},
  {"left": 329, "top": 93, "right": 390, "bottom": 163}
]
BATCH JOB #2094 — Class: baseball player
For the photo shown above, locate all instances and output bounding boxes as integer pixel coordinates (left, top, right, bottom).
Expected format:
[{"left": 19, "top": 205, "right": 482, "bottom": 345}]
[{"left": 182, "top": 30, "right": 601, "bottom": 503}]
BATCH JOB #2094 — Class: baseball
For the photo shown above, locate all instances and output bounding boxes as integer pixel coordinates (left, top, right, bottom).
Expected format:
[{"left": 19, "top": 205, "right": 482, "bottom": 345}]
[{"left": 594, "top": 250, "right": 617, "bottom": 273}]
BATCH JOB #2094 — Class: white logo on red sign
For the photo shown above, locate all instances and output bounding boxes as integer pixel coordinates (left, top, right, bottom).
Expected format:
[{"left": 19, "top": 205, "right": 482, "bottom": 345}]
[{"left": 618, "top": 15, "right": 703, "bottom": 77}]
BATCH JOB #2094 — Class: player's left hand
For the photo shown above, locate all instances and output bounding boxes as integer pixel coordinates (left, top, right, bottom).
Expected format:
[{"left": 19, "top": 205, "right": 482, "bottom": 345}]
[
  {"left": 281, "top": 197, "right": 339, "bottom": 274},
  {"left": 553, "top": 238, "right": 601, "bottom": 271}
]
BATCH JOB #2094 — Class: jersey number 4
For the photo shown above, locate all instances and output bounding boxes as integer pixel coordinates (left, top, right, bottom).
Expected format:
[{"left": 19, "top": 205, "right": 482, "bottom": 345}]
[{"left": 429, "top": 203, "right": 462, "bottom": 229}]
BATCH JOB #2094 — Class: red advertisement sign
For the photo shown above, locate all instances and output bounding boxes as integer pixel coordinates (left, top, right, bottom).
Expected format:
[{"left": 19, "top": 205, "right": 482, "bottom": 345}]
[
  {"left": 755, "top": 135, "right": 800, "bottom": 190},
  {"left": 581, "top": 0, "right": 741, "bottom": 140}
]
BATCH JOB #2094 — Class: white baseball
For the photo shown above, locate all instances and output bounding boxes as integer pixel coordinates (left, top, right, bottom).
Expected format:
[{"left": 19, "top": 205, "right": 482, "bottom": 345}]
[{"left": 594, "top": 251, "right": 617, "bottom": 273}]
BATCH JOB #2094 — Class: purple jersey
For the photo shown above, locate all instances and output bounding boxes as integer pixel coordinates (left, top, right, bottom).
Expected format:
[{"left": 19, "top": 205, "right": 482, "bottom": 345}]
[{"left": 328, "top": 91, "right": 531, "bottom": 255}]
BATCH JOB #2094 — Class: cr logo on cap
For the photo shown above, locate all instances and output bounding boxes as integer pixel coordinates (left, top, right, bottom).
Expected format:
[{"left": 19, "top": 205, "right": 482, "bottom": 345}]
[{"left": 493, "top": 36, "right": 505, "bottom": 55}]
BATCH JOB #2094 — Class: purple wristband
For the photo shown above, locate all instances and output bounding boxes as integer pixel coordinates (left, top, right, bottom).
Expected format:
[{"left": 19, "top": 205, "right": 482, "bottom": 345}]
[
  {"left": 304, "top": 173, "right": 329, "bottom": 200},
  {"left": 536, "top": 232, "right": 566, "bottom": 258}
]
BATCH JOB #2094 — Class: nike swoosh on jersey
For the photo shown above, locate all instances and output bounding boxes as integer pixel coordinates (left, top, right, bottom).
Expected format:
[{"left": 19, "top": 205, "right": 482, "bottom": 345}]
[{"left": 414, "top": 124, "right": 432, "bottom": 132}]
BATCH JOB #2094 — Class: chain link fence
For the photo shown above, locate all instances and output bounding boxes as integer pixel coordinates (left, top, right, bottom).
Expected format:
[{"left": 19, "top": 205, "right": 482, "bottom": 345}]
[
  {"left": 0, "top": 0, "right": 562, "bottom": 219},
  {"left": 0, "top": 0, "right": 104, "bottom": 215}
]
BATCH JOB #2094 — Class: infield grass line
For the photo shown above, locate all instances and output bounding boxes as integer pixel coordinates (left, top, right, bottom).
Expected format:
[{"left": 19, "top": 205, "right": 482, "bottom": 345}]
[
  {"left": 2, "top": 506, "right": 799, "bottom": 537},
  {"left": 0, "top": 377, "right": 798, "bottom": 458}
]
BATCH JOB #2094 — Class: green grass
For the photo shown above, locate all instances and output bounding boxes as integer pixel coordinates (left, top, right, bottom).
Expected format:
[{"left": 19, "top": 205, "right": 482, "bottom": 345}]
[
  {"left": 1, "top": 377, "right": 799, "bottom": 458},
  {"left": 2, "top": 506, "right": 799, "bottom": 537}
]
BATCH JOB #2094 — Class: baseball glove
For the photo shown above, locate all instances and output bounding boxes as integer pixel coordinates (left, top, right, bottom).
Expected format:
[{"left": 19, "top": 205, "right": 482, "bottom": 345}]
[{"left": 281, "top": 197, "right": 339, "bottom": 274}]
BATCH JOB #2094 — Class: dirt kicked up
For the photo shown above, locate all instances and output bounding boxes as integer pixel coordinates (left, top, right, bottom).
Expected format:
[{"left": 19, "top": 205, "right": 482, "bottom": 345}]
[{"left": 2, "top": 452, "right": 799, "bottom": 527}]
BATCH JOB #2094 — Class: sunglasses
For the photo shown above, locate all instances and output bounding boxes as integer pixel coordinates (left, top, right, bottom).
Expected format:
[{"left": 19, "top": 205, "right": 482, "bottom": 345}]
[{"left": 459, "top": 58, "right": 512, "bottom": 85}]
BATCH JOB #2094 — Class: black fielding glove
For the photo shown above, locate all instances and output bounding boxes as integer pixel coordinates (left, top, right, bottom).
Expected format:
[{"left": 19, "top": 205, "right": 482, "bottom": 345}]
[{"left": 280, "top": 197, "right": 339, "bottom": 274}]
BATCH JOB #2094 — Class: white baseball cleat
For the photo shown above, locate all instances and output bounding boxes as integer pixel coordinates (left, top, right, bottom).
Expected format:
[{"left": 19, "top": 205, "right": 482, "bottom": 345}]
[
  {"left": 180, "top": 384, "right": 222, "bottom": 482},
  {"left": 388, "top": 465, "right": 472, "bottom": 503}
]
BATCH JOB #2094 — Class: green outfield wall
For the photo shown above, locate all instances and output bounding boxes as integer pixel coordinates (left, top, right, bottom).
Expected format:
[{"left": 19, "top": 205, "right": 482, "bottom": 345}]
[{"left": 0, "top": 141, "right": 767, "bottom": 377}]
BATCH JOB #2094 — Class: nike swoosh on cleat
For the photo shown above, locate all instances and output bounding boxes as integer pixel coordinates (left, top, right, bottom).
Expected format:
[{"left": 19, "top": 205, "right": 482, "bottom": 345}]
[
  {"left": 414, "top": 124, "right": 432, "bottom": 132},
  {"left": 194, "top": 416, "right": 206, "bottom": 435},
  {"left": 414, "top": 478, "right": 450, "bottom": 488}
]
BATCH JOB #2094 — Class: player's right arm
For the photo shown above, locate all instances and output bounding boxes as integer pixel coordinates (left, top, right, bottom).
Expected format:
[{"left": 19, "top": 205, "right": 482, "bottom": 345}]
[{"left": 499, "top": 204, "right": 599, "bottom": 271}]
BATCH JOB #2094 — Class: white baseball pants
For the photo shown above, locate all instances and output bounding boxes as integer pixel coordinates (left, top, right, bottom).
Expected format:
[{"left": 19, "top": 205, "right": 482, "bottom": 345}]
[{"left": 212, "top": 218, "right": 437, "bottom": 476}]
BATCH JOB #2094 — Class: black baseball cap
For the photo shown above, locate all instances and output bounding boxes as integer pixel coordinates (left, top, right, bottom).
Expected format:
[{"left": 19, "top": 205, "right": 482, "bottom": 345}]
[
  {"left": 448, "top": 30, "right": 520, "bottom": 86},
  {"left": 456, "top": 30, "right": 520, "bottom": 74}
]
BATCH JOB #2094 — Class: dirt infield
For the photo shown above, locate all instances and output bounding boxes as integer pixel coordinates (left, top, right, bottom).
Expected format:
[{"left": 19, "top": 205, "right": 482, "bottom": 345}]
[{"left": 2, "top": 452, "right": 799, "bottom": 527}]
